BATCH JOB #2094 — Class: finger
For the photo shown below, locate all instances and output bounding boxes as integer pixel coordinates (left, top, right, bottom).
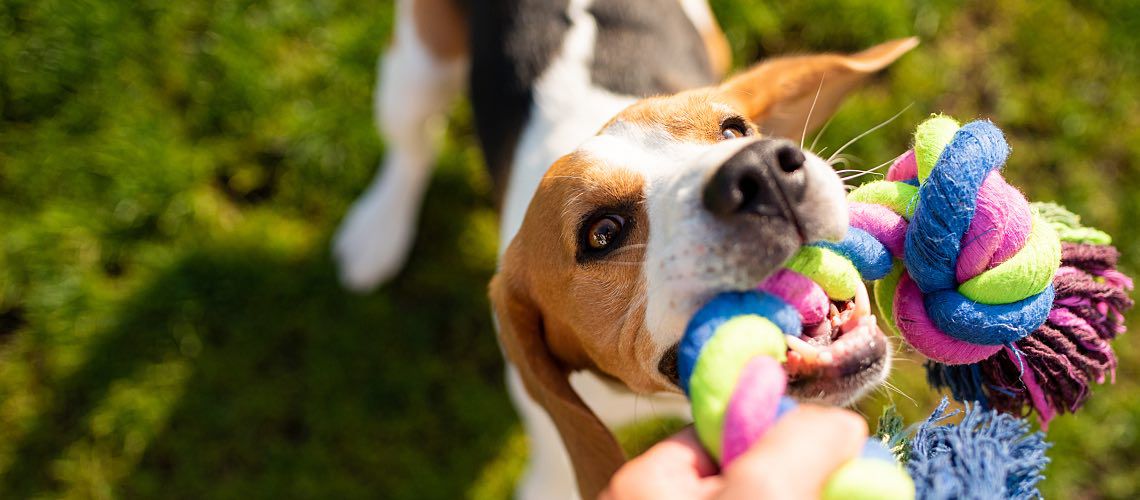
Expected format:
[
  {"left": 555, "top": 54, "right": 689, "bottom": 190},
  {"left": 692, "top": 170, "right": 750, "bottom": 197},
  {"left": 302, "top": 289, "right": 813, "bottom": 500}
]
[
  {"left": 601, "top": 427, "right": 723, "bottom": 500},
  {"left": 717, "top": 405, "right": 868, "bottom": 500},
  {"left": 643, "top": 427, "right": 721, "bottom": 478}
]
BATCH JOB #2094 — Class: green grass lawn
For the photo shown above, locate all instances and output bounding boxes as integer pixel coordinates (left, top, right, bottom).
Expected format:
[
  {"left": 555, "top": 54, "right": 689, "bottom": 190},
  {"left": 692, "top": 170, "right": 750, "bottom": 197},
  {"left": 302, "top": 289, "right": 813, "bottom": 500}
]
[{"left": 2, "top": 0, "right": 1140, "bottom": 497}]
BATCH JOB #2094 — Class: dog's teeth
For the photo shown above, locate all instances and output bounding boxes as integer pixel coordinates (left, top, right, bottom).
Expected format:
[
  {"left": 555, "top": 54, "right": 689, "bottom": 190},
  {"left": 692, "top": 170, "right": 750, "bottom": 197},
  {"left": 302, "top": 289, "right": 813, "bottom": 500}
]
[
  {"left": 818, "top": 351, "right": 834, "bottom": 365},
  {"left": 786, "top": 335, "right": 820, "bottom": 361},
  {"left": 785, "top": 351, "right": 803, "bottom": 372},
  {"left": 854, "top": 282, "right": 870, "bottom": 316},
  {"left": 842, "top": 283, "right": 872, "bottom": 332}
]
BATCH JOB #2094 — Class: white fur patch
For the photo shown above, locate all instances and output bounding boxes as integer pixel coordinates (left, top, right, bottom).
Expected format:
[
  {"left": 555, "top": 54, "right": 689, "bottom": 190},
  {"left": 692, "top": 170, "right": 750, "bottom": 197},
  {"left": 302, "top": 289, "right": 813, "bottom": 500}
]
[{"left": 678, "top": 0, "right": 717, "bottom": 38}]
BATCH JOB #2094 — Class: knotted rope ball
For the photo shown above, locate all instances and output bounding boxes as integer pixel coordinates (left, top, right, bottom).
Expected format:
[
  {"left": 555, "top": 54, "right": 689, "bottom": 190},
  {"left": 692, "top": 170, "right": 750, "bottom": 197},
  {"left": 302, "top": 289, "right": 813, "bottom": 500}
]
[
  {"left": 870, "top": 117, "right": 1056, "bottom": 362},
  {"left": 846, "top": 116, "right": 1132, "bottom": 424}
]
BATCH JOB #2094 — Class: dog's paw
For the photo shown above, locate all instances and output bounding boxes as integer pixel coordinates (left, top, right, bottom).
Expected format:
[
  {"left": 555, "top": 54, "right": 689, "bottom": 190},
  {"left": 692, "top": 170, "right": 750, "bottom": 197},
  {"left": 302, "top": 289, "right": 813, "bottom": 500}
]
[{"left": 332, "top": 179, "right": 421, "bottom": 292}]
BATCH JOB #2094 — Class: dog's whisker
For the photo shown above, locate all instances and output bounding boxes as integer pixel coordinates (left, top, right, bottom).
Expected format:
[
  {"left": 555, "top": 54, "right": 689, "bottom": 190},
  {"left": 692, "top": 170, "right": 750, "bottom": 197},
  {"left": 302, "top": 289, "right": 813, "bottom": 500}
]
[
  {"left": 891, "top": 352, "right": 918, "bottom": 363},
  {"left": 605, "top": 244, "right": 646, "bottom": 254},
  {"left": 881, "top": 379, "right": 908, "bottom": 398},
  {"left": 561, "top": 191, "right": 589, "bottom": 220},
  {"left": 608, "top": 243, "right": 647, "bottom": 253},
  {"left": 840, "top": 172, "right": 884, "bottom": 182},
  {"left": 891, "top": 341, "right": 912, "bottom": 358},
  {"left": 827, "top": 103, "right": 913, "bottom": 163},
  {"left": 843, "top": 156, "right": 897, "bottom": 177},
  {"left": 834, "top": 156, "right": 892, "bottom": 175},
  {"left": 809, "top": 114, "right": 837, "bottom": 154},
  {"left": 840, "top": 171, "right": 885, "bottom": 182},
  {"left": 801, "top": 76, "right": 826, "bottom": 149},
  {"left": 834, "top": 168, "right": 884, "bottom": 175},
  {"left": 604, "top": 247, "right": 648, "bottom": 260},
  {"left": 868, "top": 157, "right": 894, "bottom": 172},
  {"left": 881, "top": 380, "right": 918, "bottom": 407},
  {"left": 839, "top": 156, "right": 897, "bottom": 183},
  {"left": 828, "top": 153, "right": 860, "bottom": 166}
]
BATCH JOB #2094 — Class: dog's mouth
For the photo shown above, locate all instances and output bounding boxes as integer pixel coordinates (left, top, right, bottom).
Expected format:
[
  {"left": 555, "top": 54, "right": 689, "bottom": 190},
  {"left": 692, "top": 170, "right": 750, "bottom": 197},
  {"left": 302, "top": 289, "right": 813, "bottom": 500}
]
[
  {"left": 658, "top": 280, "right": 888, "bottom": 404},
  {"left": 783, "top": 281, "right": 888, "bottom": 403}
]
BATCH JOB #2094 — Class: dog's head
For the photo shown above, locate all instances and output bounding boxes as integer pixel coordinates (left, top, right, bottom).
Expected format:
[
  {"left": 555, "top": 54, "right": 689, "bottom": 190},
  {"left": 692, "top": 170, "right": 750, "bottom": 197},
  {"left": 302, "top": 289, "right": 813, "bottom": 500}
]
[{"left": 491, "top": 38, "right": 917, "bottom": 495}]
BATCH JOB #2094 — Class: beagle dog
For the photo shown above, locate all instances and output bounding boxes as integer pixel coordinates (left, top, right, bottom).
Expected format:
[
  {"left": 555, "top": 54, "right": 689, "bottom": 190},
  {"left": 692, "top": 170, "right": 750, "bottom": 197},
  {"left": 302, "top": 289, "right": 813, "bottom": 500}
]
[{"left": 333, "top": 0, "right": 917, "bottom": 497}]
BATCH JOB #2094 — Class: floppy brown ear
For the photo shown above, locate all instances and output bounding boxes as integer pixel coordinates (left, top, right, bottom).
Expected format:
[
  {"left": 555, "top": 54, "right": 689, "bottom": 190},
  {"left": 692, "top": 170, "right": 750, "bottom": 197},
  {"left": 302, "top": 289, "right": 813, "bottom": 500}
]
[
  {"left": 719, "top": 37, "right": 919, "bottom": 139},
  {"left": 490, "top": 272, "right": 626, "bottom": 497}
]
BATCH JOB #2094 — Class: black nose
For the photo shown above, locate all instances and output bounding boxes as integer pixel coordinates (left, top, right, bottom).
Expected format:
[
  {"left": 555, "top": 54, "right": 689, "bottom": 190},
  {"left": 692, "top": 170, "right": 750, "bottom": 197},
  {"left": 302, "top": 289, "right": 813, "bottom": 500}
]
[{"left": 702, "top": 139, "right": 807, "bottom": 217}]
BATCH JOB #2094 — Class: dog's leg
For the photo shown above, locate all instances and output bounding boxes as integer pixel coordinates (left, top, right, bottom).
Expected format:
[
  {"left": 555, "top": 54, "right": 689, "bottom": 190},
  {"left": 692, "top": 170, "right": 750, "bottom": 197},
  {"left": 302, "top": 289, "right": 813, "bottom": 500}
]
[{"left": 333, "top": 0, "right": 467, "bottom": 291}]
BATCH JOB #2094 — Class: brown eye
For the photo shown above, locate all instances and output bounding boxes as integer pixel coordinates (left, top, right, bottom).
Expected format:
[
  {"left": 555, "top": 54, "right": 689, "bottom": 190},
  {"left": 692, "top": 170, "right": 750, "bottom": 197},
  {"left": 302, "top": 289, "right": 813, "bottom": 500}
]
[
  {"left": 586, "top": 215, "right": 625, "bottom": 251},
  {"left": 720, "top": 119, "right": 749, "bottom": 140}
]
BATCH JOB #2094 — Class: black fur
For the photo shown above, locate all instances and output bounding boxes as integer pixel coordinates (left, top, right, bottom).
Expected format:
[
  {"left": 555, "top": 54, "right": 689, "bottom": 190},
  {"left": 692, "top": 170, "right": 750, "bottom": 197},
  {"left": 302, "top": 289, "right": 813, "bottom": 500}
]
[
  {"left": 589, "top": 0, "right": 715, "bottom": 96},
  {"left": 470, "top": 0, "right": 572, "bottom": 193},
  {"left": 469, "top": 0, "right": 715, "bottom": 197}
]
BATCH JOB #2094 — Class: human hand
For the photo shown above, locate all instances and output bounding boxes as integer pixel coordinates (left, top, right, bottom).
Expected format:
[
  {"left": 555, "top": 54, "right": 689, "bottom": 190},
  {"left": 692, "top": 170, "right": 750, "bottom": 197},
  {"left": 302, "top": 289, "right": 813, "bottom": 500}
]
[{"left": 599, "top": 405, "right": 867, "bottom": 500}]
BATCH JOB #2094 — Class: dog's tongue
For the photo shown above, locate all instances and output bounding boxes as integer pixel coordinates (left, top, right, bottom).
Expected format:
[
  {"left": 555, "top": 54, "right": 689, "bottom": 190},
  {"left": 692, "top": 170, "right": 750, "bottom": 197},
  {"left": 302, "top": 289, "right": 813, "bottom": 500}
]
[{"left": 781, "top": 281, "right": 884, "bottom": 378}]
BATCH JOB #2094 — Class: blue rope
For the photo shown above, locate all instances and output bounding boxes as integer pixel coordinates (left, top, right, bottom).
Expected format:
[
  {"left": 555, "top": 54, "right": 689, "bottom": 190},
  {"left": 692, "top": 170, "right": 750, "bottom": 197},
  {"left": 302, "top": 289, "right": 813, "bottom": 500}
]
[
  {"left": 677, "top": 291, "right": 801, "bottom": 395},
  {"left": 812, "top": 227, "right": 894, "bottom": 281}
]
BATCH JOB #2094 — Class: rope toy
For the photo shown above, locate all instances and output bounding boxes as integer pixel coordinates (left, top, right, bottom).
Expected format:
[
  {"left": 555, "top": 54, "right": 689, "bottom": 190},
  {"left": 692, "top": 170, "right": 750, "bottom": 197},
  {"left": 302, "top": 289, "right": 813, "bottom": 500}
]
[
  {"left": 848, "top": 116, "right": 1132, "bottom": 425},
  {"left": 675, "top": 115, "right": 1131, "bottom": 498}
]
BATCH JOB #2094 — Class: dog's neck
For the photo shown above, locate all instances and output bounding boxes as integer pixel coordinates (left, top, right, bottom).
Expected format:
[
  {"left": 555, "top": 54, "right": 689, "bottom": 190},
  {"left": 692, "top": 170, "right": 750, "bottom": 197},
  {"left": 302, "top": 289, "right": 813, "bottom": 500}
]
[{"left": 468, "top": 0, "right": 717, "bottom": 251}]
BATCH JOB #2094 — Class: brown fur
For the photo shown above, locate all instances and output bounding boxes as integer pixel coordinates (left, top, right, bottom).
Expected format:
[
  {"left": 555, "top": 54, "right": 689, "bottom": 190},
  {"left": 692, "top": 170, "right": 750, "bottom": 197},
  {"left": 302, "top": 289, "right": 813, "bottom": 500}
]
[
  {"left": 606, "top": 89, "right": 755, "bottom": 143},
  {"left": 696, "top": 10, "right": 732, "bottom": 78},
  {"left": 492, "top": 153, "right": 651, "bottom": 498},
  {"left": 412, "top": 0, "right": 468, "bottom": 60},
  {"left": 498, "top": 153, "right": 656, "bottom": 390}
]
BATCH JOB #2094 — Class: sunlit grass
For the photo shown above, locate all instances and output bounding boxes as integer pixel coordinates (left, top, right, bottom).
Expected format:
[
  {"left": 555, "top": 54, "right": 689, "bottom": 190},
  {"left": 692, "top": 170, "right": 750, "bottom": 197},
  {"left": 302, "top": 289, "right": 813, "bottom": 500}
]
[{"left": 1, "top": 0, "right": 1139, "bottom": 497}]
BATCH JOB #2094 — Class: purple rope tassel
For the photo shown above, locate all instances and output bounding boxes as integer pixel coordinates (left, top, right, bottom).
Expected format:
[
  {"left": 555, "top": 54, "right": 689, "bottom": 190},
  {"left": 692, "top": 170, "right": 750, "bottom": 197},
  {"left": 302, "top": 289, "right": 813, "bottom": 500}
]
[{"left": 975, "top": 243, "right": 1133, "bottom": 425}]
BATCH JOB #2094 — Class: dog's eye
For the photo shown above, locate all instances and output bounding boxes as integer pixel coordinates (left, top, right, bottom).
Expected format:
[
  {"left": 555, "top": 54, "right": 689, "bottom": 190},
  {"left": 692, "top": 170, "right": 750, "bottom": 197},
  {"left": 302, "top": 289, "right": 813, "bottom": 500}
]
[
  {"left": 720, "top": 118, "right": 749, "bottom": 140},
  {"left": 585, "top": 215, "right": 625, "bottom": 251}
]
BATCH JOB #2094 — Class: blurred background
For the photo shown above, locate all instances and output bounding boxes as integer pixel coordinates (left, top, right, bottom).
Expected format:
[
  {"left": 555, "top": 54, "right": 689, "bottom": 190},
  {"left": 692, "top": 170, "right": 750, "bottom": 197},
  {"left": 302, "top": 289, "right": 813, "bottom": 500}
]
[{"left": 2, "top": 0, "right": 1139, "bottom": 497}]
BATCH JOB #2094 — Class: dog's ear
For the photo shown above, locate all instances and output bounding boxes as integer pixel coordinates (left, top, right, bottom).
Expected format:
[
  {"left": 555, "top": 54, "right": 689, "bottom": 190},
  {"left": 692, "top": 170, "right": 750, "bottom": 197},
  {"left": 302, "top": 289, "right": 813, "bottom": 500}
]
[
  {"left": 489, "top": 271, "right": 626, "bottom": 497},
  {"left": 719, "top": 37, "right": 919, "bottom": 139}
]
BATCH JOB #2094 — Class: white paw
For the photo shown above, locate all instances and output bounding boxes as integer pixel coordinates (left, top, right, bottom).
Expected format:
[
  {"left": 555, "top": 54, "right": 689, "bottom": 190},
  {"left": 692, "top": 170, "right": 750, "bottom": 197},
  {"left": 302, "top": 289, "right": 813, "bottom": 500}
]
[{"left": 333, "top": 159, "right": 428, "bottom": 291}]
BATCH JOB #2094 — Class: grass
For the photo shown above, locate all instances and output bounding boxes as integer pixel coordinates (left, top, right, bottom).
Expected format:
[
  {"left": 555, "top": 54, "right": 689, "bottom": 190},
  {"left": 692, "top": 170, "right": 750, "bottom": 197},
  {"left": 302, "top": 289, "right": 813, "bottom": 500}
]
[{"left": 1, "top": 0, "right": 1139, "bottom": 497}]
